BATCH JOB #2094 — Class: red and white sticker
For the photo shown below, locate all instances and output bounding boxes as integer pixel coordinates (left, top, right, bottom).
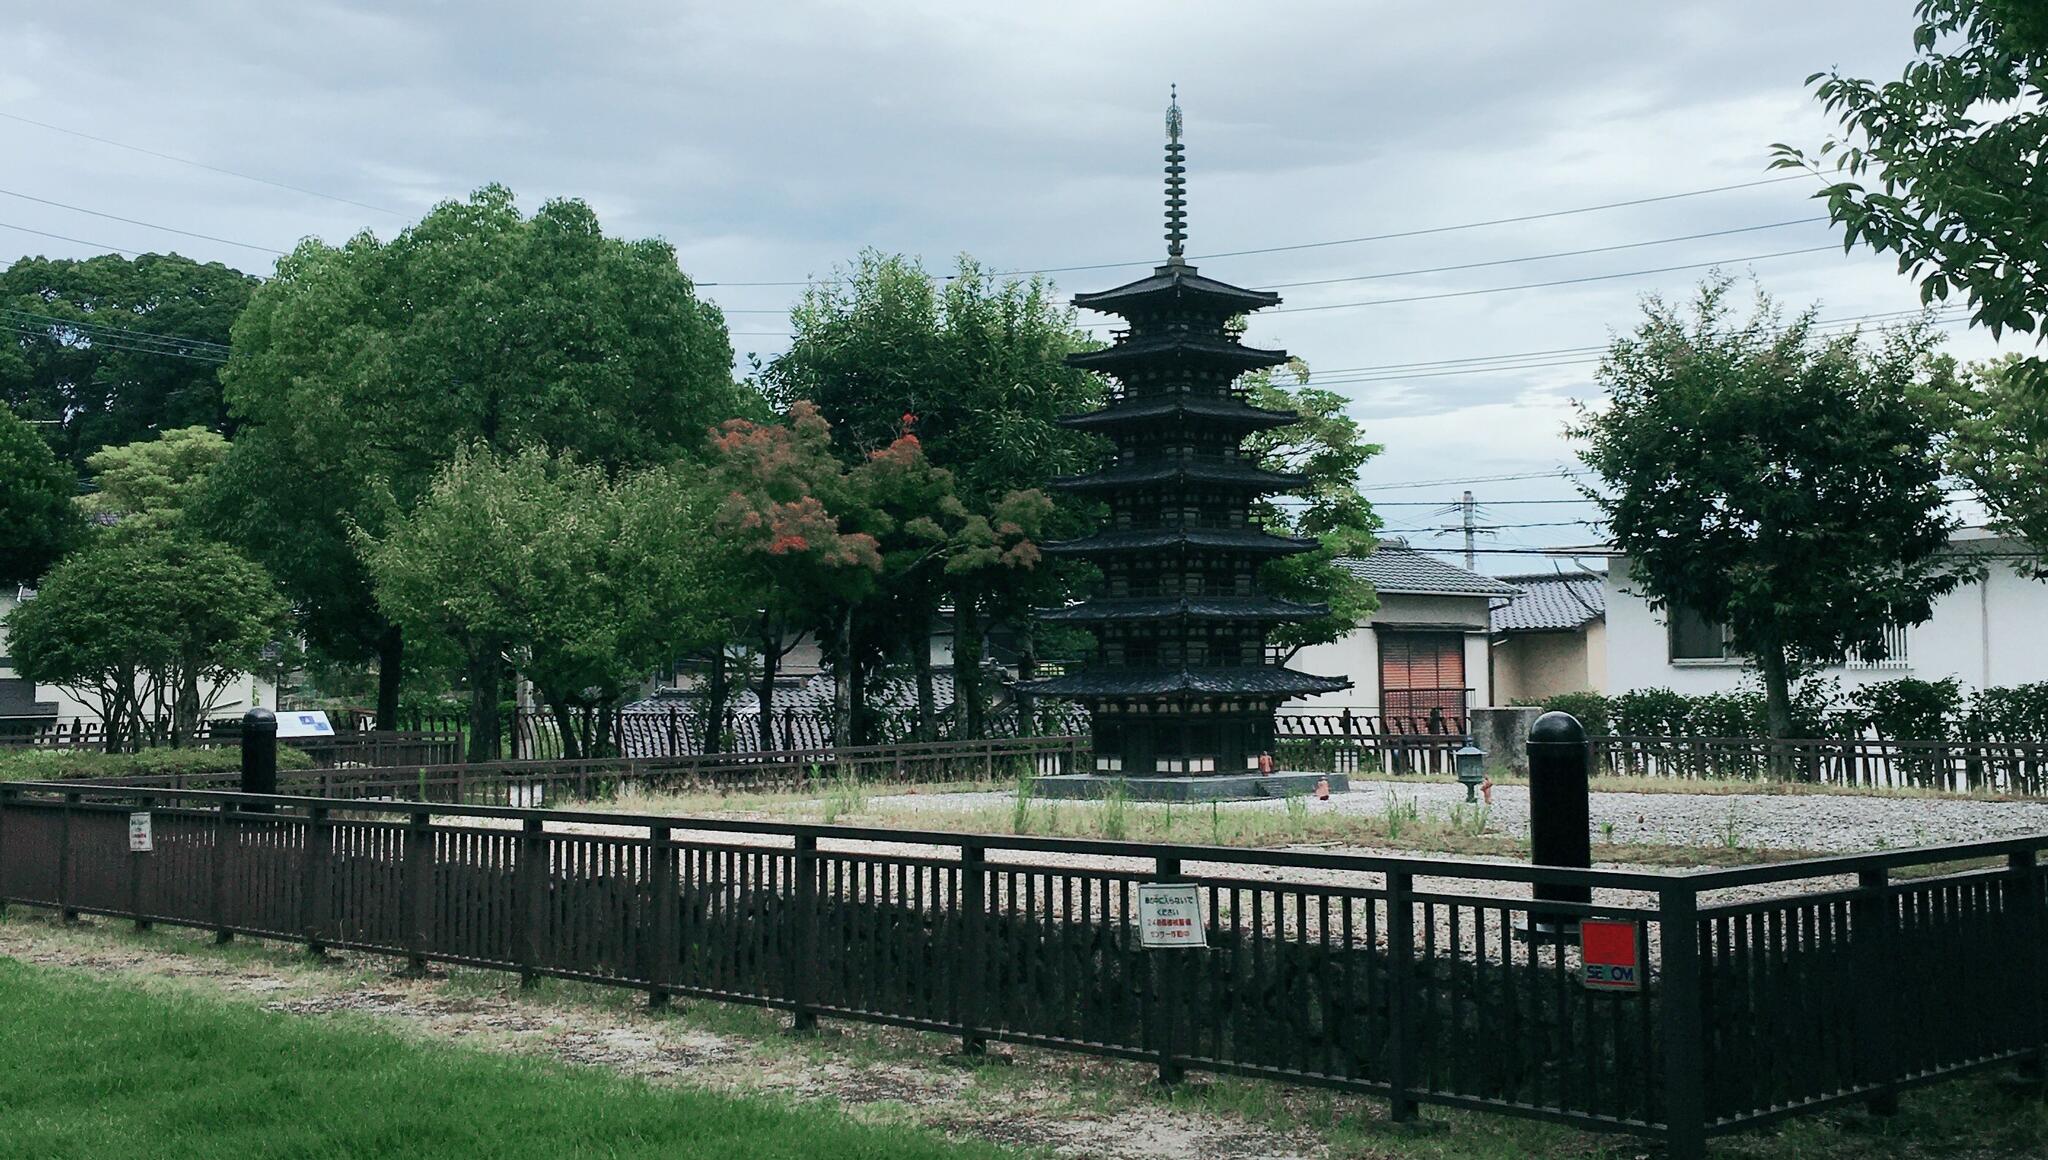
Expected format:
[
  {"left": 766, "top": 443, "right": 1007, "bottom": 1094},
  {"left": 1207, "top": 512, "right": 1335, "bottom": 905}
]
[
  {"left": 1581, "top": 918, "right": 1641, "bottom": 991},
  {"left": 1137, "top": 883, "right": 1206, "bottom": 948}
]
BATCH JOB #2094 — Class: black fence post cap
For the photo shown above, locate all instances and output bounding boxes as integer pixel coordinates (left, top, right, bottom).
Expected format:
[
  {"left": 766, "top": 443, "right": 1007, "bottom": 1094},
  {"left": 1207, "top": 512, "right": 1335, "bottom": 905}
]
[
  {"left": 243, "top": 707, "right": 278, "bottom": 732},
  {"left": 1527, "top": 710, "right": 1586, "bottom": 746}
]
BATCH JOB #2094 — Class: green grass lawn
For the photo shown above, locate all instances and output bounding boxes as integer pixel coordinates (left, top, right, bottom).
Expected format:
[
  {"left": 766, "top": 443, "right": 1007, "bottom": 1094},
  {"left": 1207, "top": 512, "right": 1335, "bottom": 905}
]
[{"left": 0, "top": 957, "right": 1006, "bottom": 1159}]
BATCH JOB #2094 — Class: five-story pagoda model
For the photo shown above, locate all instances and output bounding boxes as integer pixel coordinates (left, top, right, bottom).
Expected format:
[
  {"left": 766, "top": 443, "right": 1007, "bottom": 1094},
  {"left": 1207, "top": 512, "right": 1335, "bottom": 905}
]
[{"left": 1024, "top": 91, "right": 1350, "bottom": 800}]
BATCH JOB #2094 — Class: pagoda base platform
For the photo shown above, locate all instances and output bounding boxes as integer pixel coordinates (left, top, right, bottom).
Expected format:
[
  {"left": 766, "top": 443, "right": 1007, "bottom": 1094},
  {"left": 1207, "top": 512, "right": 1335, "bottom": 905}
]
[{"left": 1032, "top": 771, "right": 1348, "bottom": 803}]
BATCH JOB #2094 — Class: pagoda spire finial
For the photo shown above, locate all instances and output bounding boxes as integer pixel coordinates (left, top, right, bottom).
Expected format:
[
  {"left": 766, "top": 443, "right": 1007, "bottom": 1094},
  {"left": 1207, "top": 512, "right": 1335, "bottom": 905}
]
[{"left": 1164, "top": 84, "right": 1187, "bottom": 260}]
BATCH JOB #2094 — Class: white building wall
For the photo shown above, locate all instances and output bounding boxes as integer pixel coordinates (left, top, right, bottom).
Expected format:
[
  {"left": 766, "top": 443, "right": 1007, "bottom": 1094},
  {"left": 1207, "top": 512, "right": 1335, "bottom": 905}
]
[{"left": 1603, "top": 545, "right": 2048, "bottom": 696}]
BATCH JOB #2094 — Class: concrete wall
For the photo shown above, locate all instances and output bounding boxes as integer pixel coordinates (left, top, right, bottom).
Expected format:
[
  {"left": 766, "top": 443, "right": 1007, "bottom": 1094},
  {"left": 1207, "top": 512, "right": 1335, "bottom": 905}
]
[
  {"left": 1492, "top": 630, "right": 1595, "bottom": 704},
  {"left": 1603, "top": 547, "right": 2048, "bottom": 696}
]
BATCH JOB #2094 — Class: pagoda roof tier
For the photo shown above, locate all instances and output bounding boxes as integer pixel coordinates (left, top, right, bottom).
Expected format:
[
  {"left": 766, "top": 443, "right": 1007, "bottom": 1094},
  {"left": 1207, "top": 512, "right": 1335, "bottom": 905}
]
[
  {"left": 1040, "top": 596, "right": 1329, "bottom": 624},
  {"left": 1043, "top": 527, "right": 1319, "bottom": 558},
  {"left": 1071, "top": 259, "right": 1280, "bottom": 315},
  {"left": 1059, "top": 394, "right": 1299, "bottom": 433},
  {"left": 1066, "top": 332, "right": 1289, "bottom": 374},
  {"left": 1017, "top": 665, "right": 1351, "bottom": 699},
  {"left": 1049, "top": 461, "right": 1308, "bottom": 494}
]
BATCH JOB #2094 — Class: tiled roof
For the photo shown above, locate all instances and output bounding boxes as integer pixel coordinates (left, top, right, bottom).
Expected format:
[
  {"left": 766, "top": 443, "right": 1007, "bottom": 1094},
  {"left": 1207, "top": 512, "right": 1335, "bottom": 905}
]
[
  {"left": 1338, "top": 545, "right": 1522, "bottom": 597},
  {"left": 1043, "top": 527, "right": 1318, "bottom": 557},
  {"left": 1040, "top": 596, "right": 1327, "bottom": 623},
  {"left": 1019, "top": 665, "right": 1351, "bottom": 698},
  {"left": 1489, "top": 573, "right": 1607, "bottom": 632}
]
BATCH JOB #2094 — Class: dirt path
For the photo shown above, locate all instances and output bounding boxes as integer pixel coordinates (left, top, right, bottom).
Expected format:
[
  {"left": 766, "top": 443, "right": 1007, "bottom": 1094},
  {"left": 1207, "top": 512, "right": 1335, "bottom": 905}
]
[{"left": 0, "top": 911, "right": 1359, "bottom": 1160}]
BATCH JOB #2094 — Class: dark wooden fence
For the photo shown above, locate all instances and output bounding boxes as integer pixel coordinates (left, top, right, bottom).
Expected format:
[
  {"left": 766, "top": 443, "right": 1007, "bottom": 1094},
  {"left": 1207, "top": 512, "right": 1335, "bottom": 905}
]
[
  {"left": 1592, "top": 735, "right": 2048, "bottom": 795},
  {"left": 76, "top": 735, "right": 1087, "bottom": 807},
  {"left": 1275, "top": 711, "right": 1469, "bottom": 776},
  {"left": 0, "top": 716, "right": 460, "bottom": 768},
  {"left": 2, "top": 780, "right": 2040, "bottom": 1158}
]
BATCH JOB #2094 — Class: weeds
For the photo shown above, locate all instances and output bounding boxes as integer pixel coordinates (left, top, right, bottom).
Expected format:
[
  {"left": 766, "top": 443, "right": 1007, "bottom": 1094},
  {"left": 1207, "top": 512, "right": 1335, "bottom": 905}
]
[
  {"left": 1100, "top": 780, "right": 1130, "bottom": 841},
  {"left": 1283, "top": 792, "right": 1309, "bottom": 840},
  {"left": 1380, "top": 792, "right": 1421, "bottom": 841},
  {"left": 1010, "top": 771, "right": 1037, "bottom": 835},
  {"left": 1209, "top": 801, "right": 1223, "bottom": 846},
  {"left": 1717, "top": 800, "right": 1748, "bottom": 850},
  {"left": 1446, "top": 802, "right": 1492, "bottom": 837},
  {"left": 821, "top": 764, "right": 867, "bottom": 824},
  {"left": 1599, "top": 820, "right": 1617, "bottom": 845}
]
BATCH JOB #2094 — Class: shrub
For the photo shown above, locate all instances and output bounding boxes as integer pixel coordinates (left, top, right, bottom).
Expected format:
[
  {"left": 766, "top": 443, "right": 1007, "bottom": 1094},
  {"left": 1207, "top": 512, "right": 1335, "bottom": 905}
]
[
  {"left": 1525, "top": 691, "right": 1612, "bottom": 735},
  {"left": 1847, "top": 677, "right": 1965, "bottom": 741},
  {"left": 0, "top": 745, "right": 313, "bottom": 784}
]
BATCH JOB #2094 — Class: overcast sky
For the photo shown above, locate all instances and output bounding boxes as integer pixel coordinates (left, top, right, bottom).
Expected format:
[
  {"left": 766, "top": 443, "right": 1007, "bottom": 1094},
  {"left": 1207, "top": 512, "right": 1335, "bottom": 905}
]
[{"left": 1, "top": 1, "right": 2012, "bottom": 572}]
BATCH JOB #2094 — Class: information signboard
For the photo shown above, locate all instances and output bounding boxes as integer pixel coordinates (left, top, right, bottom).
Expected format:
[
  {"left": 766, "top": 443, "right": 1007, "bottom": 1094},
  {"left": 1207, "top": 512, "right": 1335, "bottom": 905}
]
[
  {"left": 276, "top": 710, "right": 336, "bottom": 739},
  {"left": 1137, "top": 883, "right": 1206, "bottom": 949},
  {"left": 128, "top": 811, "right": 153, "bottom": 853},
  {"left": 1581, "top": 918, "right": 1641, "bottom": 991}
]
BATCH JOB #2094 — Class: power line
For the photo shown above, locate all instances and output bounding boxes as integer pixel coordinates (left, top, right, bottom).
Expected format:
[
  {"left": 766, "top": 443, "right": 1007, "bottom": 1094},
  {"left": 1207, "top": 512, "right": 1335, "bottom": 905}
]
[
  {"left": 2, "top": 306, "right": 233, "bottom": 353},
  {"left": 0, "top": 319, "right": 228, "bottom": 365},
  {"left": 1268, "top": 246, "right": 1840, "bottom": 315},
  {"left": 1364, "top": 469, "right": 1591, "bottom": 491},
  {"left": 697, "top": 173, "right": 1816, "bottom": 287},
  {"left": 0, "top": 110, "right": 402, "bottom": 217},
  {"left": 0, "top": 219, "right": 149, "bottom": 258},
  {"left": 0, "top": 187, "right": 288, "bottom": 255},
  {"left": 1259, "top": 218, "right": 1826, "bottom": 291}
]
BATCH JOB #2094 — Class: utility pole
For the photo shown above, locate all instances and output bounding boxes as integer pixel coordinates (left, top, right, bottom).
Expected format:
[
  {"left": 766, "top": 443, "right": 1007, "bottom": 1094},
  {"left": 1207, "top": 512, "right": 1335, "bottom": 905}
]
[{"left": 1461, "top": 490, "right": 1477, "bottom": 571}]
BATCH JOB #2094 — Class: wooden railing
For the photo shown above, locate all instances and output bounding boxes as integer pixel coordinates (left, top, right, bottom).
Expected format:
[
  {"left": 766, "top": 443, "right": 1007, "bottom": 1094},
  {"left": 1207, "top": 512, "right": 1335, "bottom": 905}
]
[
  {"left": 1591, "top": 734, "right": 2048, "bottom": 795},
  {"left": 8, "top": 779, "right": 2043, "bottom": 1158},
  {"left": 78, "top": 735, "right": 1088, "bottom": 806}
]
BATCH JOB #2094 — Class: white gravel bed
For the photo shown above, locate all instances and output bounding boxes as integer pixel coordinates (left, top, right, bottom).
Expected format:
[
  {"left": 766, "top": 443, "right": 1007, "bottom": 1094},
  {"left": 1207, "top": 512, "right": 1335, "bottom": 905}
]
[{"left": 884, "top": 779, "right": 2048, "bottom": 855}]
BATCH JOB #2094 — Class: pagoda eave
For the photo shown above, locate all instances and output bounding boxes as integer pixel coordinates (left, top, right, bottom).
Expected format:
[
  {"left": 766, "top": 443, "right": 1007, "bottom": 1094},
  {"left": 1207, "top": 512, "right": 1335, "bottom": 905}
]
[
  {"left": 1018, "top": 667, "right": 1352, "bottom": 699},
  {"left": 1071, "top": 262, "right": 1282, "bottom": 314},
  {"left": 1040, "top": 596, "right": 1330, "bottom": 624},
  {"left": 1042, "top": 528, "right": 1320, "bottom": 558},
  {"left": 1066, "top": 336, "right": 1289, "bottom": 374},
  {"left": 1057, "top": 396, "right": 1300, "bottom": 432},
  {"left": 1049, "top": 464, "right": 1310, "bottom": 493}
]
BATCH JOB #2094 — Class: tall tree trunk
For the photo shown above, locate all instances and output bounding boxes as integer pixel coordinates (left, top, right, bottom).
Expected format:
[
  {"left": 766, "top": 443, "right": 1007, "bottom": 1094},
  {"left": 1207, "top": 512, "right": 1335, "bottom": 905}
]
[
  {"left": 172, "top": 662, "right": 202, "bottom": 747},
  {"left": 757, "top": 613, "right": 780, "bottom": 749},
  {"left": 704, "top": 648, "right": 730, "bottom": 756},
  {"left": 548, "top": 697, "right": 583, "bottom": 760},
  {"left": 375, "top": 624, "right": 404, "bottom": 732},
  {"left": 913, "top": 608, "right": 937, "bottom": 741},
  {"left": 1016, "top": 627, "right": 1039, "bottom": 737},
  {"left": 465, "top": 643, "right": 503, "bottom": 764},
  {"left": 832, "top": 606, "right": 854, "bottom": 749},
  {"left": 955, "top": 592, "right": 985, "bottom": 741},
  {"left": 1757, "top": 642, "right": 1796, "bottom": 779}
]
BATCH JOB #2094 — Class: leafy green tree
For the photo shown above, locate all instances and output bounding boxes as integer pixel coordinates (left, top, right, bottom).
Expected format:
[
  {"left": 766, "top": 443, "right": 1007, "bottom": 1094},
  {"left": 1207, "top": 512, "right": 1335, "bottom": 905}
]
[
  {"left": 0, "top": 404, "right": 80, "bottom": 586},
  {"left": 0, "top": 252, "right": 257, "bottom": 467},
  {"left": 764, "top": 252, "right": 1104, "bottom": 734},
  {"left": 1946, "top": 354, "right": 2048, "bottom": 576},
  {"left": 213, "top": 184, "right": 742, "bottom": 731},
  {"left": 1573, "top": 277, "right": 1969, "bottom": 742},
  {"left": 79, "top": 425, "right": 229, "bottom": 535},
  {"left": 361, "top": 446, "right": 740, "bottom": 760},
  {"left": 1771, "top": 2, "right": 2048, "bottom": 355},
  {"left": 6, "top": 535, "right": 287, "bottom": 749},
  {"left": 1246, "top": 363, "right": 1383, "bottom": 662}
]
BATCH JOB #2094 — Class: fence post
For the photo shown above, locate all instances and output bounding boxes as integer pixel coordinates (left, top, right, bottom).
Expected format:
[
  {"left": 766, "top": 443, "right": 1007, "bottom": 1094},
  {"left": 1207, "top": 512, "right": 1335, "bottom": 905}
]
[
  {"left": 58, "top": 791, "right": 80, "bottom": 923},
  {"left": 2012, "top": 850, "right": 2045, "bottom": 1078},
  {"left": 130, "top": 793, "right": 153, "bottom": 931},
  {"left": 211, "top": 799, "right": 236, "bottom": 943},
  {"left": 1152, "top": 853, "right": 1186, "bottom": 1086},
  {"left": 0, "top": 785, "right": 11, "bottom": 915},
  {"left": 958, "top": 841, "right": 986, "bottom": 1055},
  {"left": 789, "top": 832, "right": 818, "bottom": 1033},
  {"left": 1386, "top": 869, "right": 1418, "bottom": 1122},
  {"left": 1528, "top": 712, "right": 1591, "bottom": 934},
  {"left": 240, "top": 707, "right": 278, "bottom": 807},
  {"left": 516, "top": 818, "right": 545, "bottom": 987},
  {"left": 302, "top": 805, "right": 332, "bottom": 956},
  {"left": 648, "top": 824, "right": 677, "bottom": 1009},
  {"left": 1855, "top": 866, "right": 1900, "bottom": 1115},
  {"left": 1658, "top": 885, "right": 1707, "bottom": 1160},
  {"left": 399, "top": 810, "right": 434, "bottom": 976}
]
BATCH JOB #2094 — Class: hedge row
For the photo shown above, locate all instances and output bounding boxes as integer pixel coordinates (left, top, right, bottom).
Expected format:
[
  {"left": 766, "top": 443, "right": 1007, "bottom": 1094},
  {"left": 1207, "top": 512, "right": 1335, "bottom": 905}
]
[
  {"left": 1524, "top": 678, "right": 2048, "bottom": 744},
  {"left": 0, "top": 746, "right": 314, "bottom": 784}
]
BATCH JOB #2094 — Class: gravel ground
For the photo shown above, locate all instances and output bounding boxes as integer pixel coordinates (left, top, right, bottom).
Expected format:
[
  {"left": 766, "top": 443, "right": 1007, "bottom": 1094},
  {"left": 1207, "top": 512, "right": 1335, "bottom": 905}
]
[{"left": 884, "top": 778, "right": 2048, "bottom": 855}]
